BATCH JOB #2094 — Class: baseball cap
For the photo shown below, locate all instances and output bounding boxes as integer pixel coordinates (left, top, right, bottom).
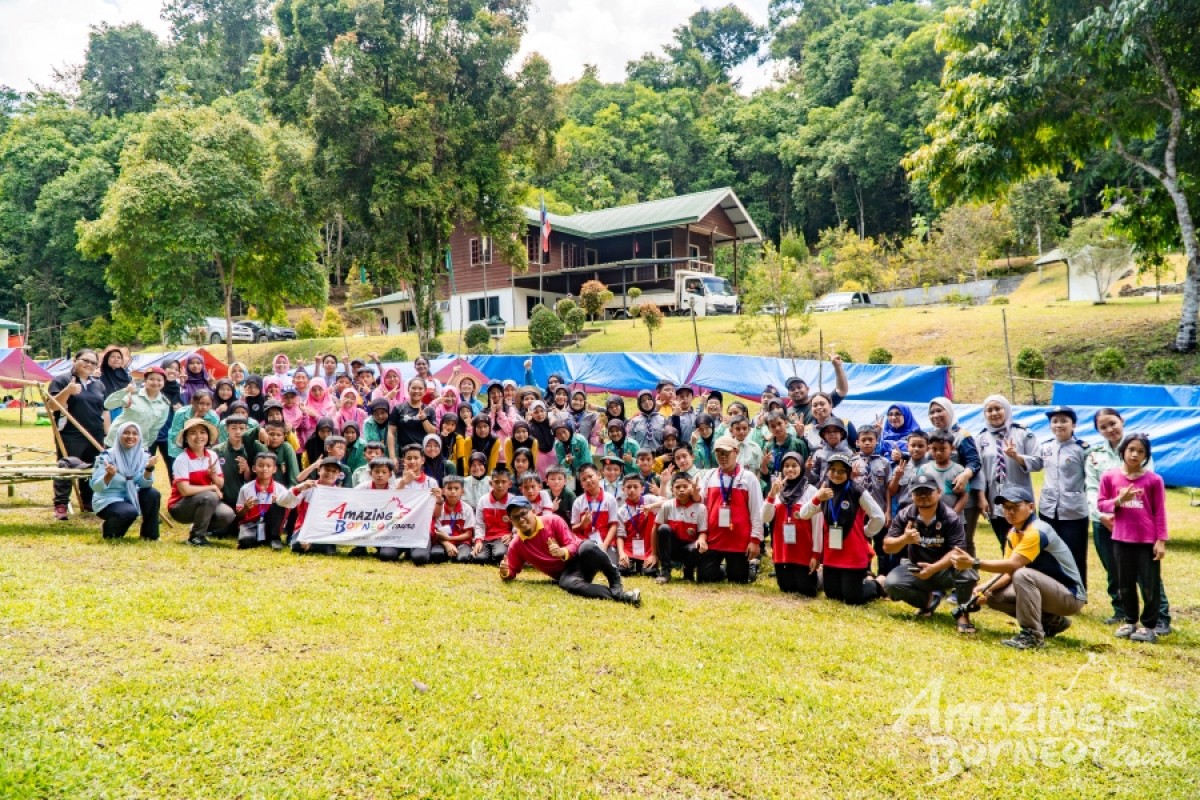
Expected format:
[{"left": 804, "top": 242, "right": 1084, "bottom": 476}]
[
  {"left": 995, "top": 486, "right": 1036, "bottom": 505},
  {"left": 713, "top": 435, "right": 738, "bottom": 452},
  {"left": 506, "top": 497, "right": 533, "bottom": 513},
  {"left": 910, "top": 473, "right": 938, "bottom": 493}
]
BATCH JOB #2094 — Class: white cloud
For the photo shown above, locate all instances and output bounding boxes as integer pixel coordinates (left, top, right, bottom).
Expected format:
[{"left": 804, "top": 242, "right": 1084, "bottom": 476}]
[
  {"left": 0, "top": 0, "right": 169, "bottom": 91},
  {"left": 0, "top": 0, "right": 776, "bottom": 94}
]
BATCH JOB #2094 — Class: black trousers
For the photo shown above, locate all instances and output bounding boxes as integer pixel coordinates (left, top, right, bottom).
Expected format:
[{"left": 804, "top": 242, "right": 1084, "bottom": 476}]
[
  {"left": 775, "top": 563, "right": 820, "bottom": 596},
  {"left": 472, "top": 538, "right": 509, "bottom": 565},
  {"left": 1113, "top": 540, "right": 1162, "bottom": 630},
  {"left": 558, "top": 539, "right": 625, "bottom": 599},
  {"left": 238, "top": 504, "right": 286, "bottom": 547},
  {"left": 654, "top": 525, "right": 701, "bottom": 576},
  {"left": 697, "top": 549, "right": 751, "bottom": 584},
  {"left": 872, "top": 532, "right": 902, "bottom": 577},
  {"left": 1093, "top": 520, "right": 1170, "bottom": 623},
  {"left": 97, "top": 488, "right": 161, "bottom": 540},
  {"left": 822, "top": 566, "right": 881, "bottom": 605},
  {"left": 989, "top": 515, "right": 1010, "bottom": 556},
  {"left": 1041, "top": 514, "right": 1090, "bottom": 589},
  {"left": 53, "top": 436, "right": 100, "bottom": 508}
]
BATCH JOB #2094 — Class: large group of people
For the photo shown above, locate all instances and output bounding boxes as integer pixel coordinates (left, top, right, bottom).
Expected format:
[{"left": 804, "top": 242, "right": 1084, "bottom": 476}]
[{"left": 46, "top": 347, "right": 1174, "bottom": 648}]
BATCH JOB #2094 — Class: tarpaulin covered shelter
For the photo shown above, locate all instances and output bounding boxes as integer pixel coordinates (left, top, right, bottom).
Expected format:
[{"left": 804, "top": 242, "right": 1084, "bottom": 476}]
[{"left": 0, "top": 348, "right": 54, "bottom": 389}]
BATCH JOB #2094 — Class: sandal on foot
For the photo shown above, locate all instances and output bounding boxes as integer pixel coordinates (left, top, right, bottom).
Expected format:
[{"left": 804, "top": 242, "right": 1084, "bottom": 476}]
[
  {"left": 917, "top": 591, "right": 943, "bottom": 618},
  {"left": 957, "top": 619, "right": 976, "bottom": 634}
]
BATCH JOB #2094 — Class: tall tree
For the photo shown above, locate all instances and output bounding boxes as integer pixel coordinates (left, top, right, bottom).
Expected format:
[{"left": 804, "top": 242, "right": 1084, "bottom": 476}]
[
  {"left": 78, "top": 105, "right": 325, "bottom": 362},
  {"left": 163, "top": 0, "right": 270, "bottom": 101},
  {"left": 908, "top": 0, "right": 1200, "bottom": 350},
  {"left": 262, "top": 0, "right": 557, "bottom": 352},
  {"left": 79, "top": 23, "right": 166, "bottom": 117},
  {"left": 1007, "top": 176, "right": 1070, "bottom": 256},
  {"left": 670, "top": 5, "right": 764, "bottom": 85},
  {"left": 0, "top": 105, "right": 131, "bottom": 354}
]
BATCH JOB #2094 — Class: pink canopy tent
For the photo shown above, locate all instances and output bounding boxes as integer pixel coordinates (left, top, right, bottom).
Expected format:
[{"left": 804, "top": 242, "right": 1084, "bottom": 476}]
[
  {"left": 433, "top": 357, "right": 489, "bottom": 391},
  {"left": 0, "top": 348, "right": 54, "bottom": 389}
]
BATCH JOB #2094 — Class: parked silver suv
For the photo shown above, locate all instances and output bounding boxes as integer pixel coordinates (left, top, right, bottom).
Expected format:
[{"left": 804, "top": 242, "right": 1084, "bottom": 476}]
[{"left": 191, "top": 316, "right": 255, "bottom": 344}]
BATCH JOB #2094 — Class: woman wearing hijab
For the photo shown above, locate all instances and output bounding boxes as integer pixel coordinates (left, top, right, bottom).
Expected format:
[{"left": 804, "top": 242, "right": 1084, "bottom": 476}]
[
  {"left": 422, "top": 433, "right": 453, "bottom": 486},
  {"left": 335, "top": 387, "right": 367, "bottom": 431},
  {"left": 242, "top": 375, "right": 266, "bottom": 423},
  {"left": 692, "top": 413, "right": 718, "bottom": 470},
  {"left": 305, "top": 377, "right": 335, "bottom": 420},
  {"left": 212, "top": 378, "right": 238, "bottom": 418},
  {"left": 90, "top": 421, "right": 161, "bottom": 540},
  {"left": 763, "top": 452, "right": 821, "bottom": 596},
  {"left": 271, "top": 354, "right": 291, "bottom": 379},
  {"left": 180, "top": 353, "right": 214, "bottom": 404},
  {"left": 228, "top": 361, "right": 248, "bottom": 394},
  {"left": 879, "top": 403, "right": 921, "bottom": 460},
  {"left": 927, "top": 397, "right": 984, "bottom": 552},
  {"left": 434, "top": 385, "right": 463, "bottom": 428},
  {"left": 526, "top": 401, "right": 558, "bottom": 477},
  {"left": 468, "top": 415, "right": 502, "bottom": 475},
  {"left": 98, "top": 346, "right": 133, "bottom": 420},
  {"left": 303, "top": 416, "right": 337, "bottom": 469},
  {"left": 977, "top": 395, "right": 1043, "bottom": 552},
  {"left": 568, "top": 389, "right": 600, "bottom": 446},
  {"left": 281, "top": 385, "right": 310, "bottom": 449},
  {"left": 372, "top": 367, "right": 405, "bottom": 407}
]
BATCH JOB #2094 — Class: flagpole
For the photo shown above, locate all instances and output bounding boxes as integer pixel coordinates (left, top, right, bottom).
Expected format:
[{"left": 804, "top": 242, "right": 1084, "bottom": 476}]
[{"left": 447, "top": 245, "right": 464, "bottom": 355}]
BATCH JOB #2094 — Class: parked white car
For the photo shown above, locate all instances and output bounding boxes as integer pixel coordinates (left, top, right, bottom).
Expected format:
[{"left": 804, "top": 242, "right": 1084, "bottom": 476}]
[
  {"left": 190, "top": 316, "right": 255, "bottom": 345},
  {"left": 808, "top": 291, "right": 874, "bottom": 313}
]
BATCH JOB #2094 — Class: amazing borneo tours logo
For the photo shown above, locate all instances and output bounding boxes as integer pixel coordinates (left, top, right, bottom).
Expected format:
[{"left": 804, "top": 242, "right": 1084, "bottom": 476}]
[
  {"left": 324, "top": 496, "right": 417, "bottom": 535},
  {"left": 891, "top": 654, "right": 1187, "bottom": 783}
]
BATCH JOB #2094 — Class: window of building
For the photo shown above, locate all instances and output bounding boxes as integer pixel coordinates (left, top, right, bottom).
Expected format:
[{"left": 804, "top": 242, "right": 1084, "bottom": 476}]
[
  {"left": 468, "top": 296, "right": 500, "bottom": 322},
  {"left": 470, "top": 238, "right": 493, "bottom": 266}
]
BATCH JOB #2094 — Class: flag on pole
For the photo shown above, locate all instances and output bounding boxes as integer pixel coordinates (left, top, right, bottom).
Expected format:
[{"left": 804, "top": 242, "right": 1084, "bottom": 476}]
[
  {"left": 445, "top": 245, "right": 455, "bottom": 293},
  {"left": 540, "top": 194, "right": 552, "bottom": 253}
]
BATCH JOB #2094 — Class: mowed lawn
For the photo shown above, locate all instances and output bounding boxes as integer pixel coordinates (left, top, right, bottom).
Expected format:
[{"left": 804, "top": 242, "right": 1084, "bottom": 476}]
[{"left": 1, "top": 423, "right": 1198, "bottom": 798}]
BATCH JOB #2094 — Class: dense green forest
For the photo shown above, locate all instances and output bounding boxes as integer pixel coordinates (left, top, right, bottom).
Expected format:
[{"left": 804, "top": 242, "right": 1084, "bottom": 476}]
[{"left": 1, "top": 0, "right": 1196, "bottom": 355}]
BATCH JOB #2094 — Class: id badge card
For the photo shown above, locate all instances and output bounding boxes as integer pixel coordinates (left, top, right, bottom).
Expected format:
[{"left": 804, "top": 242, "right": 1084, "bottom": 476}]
[
  {"left": 632, "top": 538, "right": 646, "bottom": 558},
  {"left": 256, "top": 518, "right": 266, "bottom": 542},
  {"left": 828, "top": 525, "right": 844, "bottom": 550},
  {"left": 589, "top": 531, "right": 602, "bottom": 545},
  {"left": 718, "top": 505, "right": 731, "bottom": 527},
  {"left": 783, "top": 523, "right": 797, "bottom": 545}
]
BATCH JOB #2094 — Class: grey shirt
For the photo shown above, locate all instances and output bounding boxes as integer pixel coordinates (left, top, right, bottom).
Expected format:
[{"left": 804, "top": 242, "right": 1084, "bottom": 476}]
[
  {"left": 977, "top": 424, "right": 1043, "bottom": 518},
  {"left": 1037, "top": 437, "right": 1090, "bottom": 521}
]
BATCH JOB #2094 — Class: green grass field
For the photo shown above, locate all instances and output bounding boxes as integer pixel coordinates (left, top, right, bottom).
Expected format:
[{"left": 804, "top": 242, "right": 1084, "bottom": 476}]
[
  {"left": 1, "top": 419, "right": 1198, "bottom": 798},
  {"left": 218, "top": 264, "right": 1200, "bottom": 405}
]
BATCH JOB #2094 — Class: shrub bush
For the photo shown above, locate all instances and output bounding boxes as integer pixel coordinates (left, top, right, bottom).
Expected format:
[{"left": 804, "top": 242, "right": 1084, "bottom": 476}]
[
  {"left": 379, "top": 346, "right": 407, "bottom": 361},
  {"left": 424, "top": 338, "right": 444, "bottom": 356},
  {"left": 867, "top": 347, "right": 893, "bottom": 364},
  {"left": 555, "top": 298, "right": 577, "bottom": 319},
  {"left": 295, "top": 312, "right": 318, "bottom": 340},
  {"left": 1015, "top": 347, "right": 1046, "bottom": 379},
  {"left": 465, "top": 323, "right": 492, "bottom": 350},
  {"left": 564, "top": 307, "right": 587, "bottom": 335},
  {"left": 317, "top": 307, "right": 345, "bottom": 338},
  {"left": 1144, "top": 357, "right": 1180, "bottom": 384},
  {"left": 836, "top": 349, "right": 854, "bottom": 363},
  {"left": 933, "top": 355, "right": 954, "bottom": 367},
  {"left": 528, "top": 308, "right": 565, "bottom": 350},
  {"left": 1090, "top": 347, "right": 1126, "bottom": 378},
  {"left": 991, "top": 296, "right": 1009, "bottom": 305}
]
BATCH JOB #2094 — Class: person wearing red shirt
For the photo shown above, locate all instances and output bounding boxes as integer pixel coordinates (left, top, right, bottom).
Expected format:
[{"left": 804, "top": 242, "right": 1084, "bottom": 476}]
[
  {"left": 654, "top": 473, "right": 707, "bottom": 583},
  {"left": 570, "top": 463, "right": 621, "bottom": 562},
  {"left": 764, "top": 452, "right": 822, "bottom": 596},
  {"left": 801, "top": 452, "right": 886, "bottom": 604},
  {"left": 472, "top": 466, "right": 515, "bottom": 564},
  {"left": 168, "top": 417, "right": 235, "bottom": 546},
  {"left": 501, "top": 498, "right": 641, "bottom": 606},
  {"left": 697, "top": 436, "right": 764, "bottom": 583},
  {"left": 615, "top": 474, "right": 663, "bottom": 576}
]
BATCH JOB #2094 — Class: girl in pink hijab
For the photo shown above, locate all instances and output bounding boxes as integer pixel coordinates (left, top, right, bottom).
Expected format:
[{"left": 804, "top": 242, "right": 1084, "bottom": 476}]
[
  {"left": 335, "top": 387, "right": 367, "bottom": 430},
  {"left": 272, "top": 353, "right": 291, "bottom": 378},
  {"left": 306, "top": 377, "right": 335, "bottom": 419},
  {"left": 281, "top": 385, "right": 311, "bottom": 448},
  {"left": 262, "top": 375, "right": 283, "bottom": 402},
  {"left": 434, "top": 385, "right": 462, "bottom": 427},
  {"left": 372, "top": 367, "right": 404, "bottom": 407}
]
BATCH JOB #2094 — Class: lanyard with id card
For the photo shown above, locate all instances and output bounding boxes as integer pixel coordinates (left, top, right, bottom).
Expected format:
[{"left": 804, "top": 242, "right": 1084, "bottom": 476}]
[
  {"left": 782, "top": 502, "right": 797, "bottom": 545},
  {"left": 826, "top": 492, "right": 845, "bottom": 550},
  {"left": 718, "top": 468, "right": 736, "bottom": 528}
]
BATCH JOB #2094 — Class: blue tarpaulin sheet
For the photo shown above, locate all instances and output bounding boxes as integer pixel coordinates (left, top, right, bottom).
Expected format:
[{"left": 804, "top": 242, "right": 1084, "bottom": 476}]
[
  {"left": 1052, "top": 380, "right": 1200, "bottom": 408},
  {"left": 688, "top": 354, "right": 951, "bottom": 403},
  {"left": 833, "top": 400, "right": 1200, "bottom": 488}
]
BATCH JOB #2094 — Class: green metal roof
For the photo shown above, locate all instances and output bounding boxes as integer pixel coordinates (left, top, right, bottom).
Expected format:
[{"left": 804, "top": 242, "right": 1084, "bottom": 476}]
[
  {"left": 352, "top": 290, "right": 411, "bottom": 310},
  {"left": 0, "top": 318, "right": 22, "bottom": 330},
  {"left": 522, "top": 187, "right": 761, "bottom": 242}
]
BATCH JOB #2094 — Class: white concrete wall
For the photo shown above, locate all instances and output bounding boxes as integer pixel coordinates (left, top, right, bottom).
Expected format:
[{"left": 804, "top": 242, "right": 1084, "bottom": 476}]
[{"left": 440, "top": 288, "right": 566, "bottom": 330}]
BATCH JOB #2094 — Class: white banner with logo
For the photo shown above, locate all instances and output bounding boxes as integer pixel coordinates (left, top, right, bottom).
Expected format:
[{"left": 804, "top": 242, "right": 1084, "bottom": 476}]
[{"left": 296, "top": 486, "right": 433, "bottom": 548}]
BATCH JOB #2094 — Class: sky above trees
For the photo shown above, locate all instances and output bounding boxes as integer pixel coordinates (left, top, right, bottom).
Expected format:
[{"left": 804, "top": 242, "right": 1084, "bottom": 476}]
[{"left": 0, "top": 0, "right": 776, "bottom": 94}]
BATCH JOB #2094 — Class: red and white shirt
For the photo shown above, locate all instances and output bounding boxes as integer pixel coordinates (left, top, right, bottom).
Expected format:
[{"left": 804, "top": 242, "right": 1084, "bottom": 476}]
[
  {"left": 437, "top": 500, "right": 476, "bottom": 542},
  {"left": 570, "top": 490, "right": 620, "bottom": 545},
  {"left": 656, "top": 498, "right": 708, "bottom": 543},
  {"left": 699, "top": 465, "right": 764, "bottom": 552},
  {"left": 234, "top": 479, "right": 292, "bottom": 540},
  {"left": 169, "top": 448, "right": 220, "bottom": 509},
  {"left": 767, "top": 485, "right": 822, "bottom": 565},
  {"left": 616, "top": 499, "right": 658, "bottom": 560},
  {"left": 474, "top": 491, "right": 515, "bottom": 541}
]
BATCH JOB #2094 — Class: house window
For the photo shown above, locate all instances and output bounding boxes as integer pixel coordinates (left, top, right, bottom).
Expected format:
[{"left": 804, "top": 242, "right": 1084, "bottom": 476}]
[
  {"left": 470, "top": 238, "right": 493, "bottom": 266},
  {"left": 468, "top": 296, "right": 500, "bottom": 322},
  {"left": 585, "top": 248, "right": 598, "bottom": 266},
  {"left": 561, "top": 243, "right": 582, "bottom": 269},
  {"left": 689, "top": 244, "right": 701, "bottom": 265},
  {"left": 654, "top": 239, "right": 672, "bottom": 259},
  {"left": 527, "top": 234, "right": 539, "bottom": 264}
]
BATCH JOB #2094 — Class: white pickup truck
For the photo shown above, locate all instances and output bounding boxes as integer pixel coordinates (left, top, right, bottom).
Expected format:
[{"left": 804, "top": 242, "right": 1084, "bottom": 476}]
[{"left": 606, "top": 270, "right": 739, "bottom": 318}]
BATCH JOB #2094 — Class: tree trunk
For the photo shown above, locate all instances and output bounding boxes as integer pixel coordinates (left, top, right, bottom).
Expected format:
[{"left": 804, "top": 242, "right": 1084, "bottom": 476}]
[{"left": 214, "top": 253, "right": 236, "bottom": 365}]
